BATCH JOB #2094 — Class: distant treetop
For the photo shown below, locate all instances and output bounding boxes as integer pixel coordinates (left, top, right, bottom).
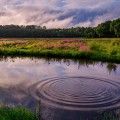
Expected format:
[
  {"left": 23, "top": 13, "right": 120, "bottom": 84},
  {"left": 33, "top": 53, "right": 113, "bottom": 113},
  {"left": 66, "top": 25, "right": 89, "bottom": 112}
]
[{"left": 0, "top": 18, "right": 120, "bottom": 38}]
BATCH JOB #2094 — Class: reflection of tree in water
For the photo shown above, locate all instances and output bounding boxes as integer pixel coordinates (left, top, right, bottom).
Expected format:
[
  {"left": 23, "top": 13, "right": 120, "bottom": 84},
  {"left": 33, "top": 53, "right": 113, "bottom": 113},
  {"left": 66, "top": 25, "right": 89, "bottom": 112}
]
[
  {"left": 0, "top": 56, "right": 119, "bottom": 75},
  {"left": 107, "top": 63, "right": 117, "bottom": 74},
  {"left": 43, "top": 58, "right": 119, "bottom": 74},
  {"left": 44, "top": 57, "right": 97, "bottom": 69},
  {"left": 77, "top": 59, "right": 96, "bottom": 69}
]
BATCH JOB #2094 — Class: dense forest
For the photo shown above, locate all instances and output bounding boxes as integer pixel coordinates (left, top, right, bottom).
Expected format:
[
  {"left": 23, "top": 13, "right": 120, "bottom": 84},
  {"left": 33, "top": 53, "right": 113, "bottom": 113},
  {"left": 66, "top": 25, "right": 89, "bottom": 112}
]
[{"left": 0, "top": 18, "right": 120, "bottom": 38}]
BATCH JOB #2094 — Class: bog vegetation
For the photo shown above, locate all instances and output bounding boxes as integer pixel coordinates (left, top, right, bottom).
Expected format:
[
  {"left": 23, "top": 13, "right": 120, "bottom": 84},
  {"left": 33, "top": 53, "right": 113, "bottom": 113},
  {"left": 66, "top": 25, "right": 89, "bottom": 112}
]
[
  {"left": 0, "top": 107, "right": 37, "bottom": 120},
  {"left": 0, "top": 38, "right": 120, "bottom": 63},
  {"left": 0, "top": 18, "right": 120, "bottom": 38}
]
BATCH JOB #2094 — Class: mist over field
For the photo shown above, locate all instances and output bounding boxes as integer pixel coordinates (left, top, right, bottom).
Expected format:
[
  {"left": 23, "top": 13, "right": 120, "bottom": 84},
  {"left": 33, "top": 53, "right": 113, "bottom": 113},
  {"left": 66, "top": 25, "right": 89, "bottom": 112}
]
[{"left": 0, "top": 0, "right": 120, "bottom": 28}]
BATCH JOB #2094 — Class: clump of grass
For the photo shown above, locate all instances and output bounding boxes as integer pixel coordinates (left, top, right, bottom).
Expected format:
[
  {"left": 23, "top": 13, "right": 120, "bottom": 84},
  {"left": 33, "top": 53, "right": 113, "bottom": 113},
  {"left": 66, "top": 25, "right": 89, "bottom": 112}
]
[
  {"left": 0, "top": 107, "right": 37, "bottom": 120},
  {"left": 94, "top": 111, "right": 119, "bottom": 120}
]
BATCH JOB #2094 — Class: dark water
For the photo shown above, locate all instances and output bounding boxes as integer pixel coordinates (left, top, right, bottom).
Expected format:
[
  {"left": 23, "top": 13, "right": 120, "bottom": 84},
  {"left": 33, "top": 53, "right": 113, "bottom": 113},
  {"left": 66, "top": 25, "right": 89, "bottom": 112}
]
[{"left": 0, "top": 57, "right": 120, "bottom": 120}]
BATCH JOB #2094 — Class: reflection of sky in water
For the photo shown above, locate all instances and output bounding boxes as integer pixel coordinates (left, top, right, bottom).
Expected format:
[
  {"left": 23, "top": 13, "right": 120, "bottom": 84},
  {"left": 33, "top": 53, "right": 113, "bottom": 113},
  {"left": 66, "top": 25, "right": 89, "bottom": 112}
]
[
  {"left": 0, "top": 57, "right": 120, "bottom": 87},
  {"left": 0, "top": 57, "right": 120, "bottom": 111}
]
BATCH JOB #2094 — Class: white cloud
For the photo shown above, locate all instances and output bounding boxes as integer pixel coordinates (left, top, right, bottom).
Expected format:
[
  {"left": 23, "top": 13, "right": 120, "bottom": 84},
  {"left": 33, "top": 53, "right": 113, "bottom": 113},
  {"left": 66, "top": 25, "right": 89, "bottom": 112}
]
[
  {"left": 0, "top": 0, "right": 120, "bottom": 28},
  {"left": 65, "top": 0, "right": 111, "bottom": 9},
  {"left": 42, "top": 17, "right": 73, "bottom": 28}
]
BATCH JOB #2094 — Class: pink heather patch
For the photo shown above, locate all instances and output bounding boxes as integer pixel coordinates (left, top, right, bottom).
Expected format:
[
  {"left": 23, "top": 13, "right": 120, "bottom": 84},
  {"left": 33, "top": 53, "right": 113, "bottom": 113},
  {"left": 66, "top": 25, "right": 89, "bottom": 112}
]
[
  {"left": 61, "top": 39, "right": 81, "bottom": 44},
  {"left": 79, "top": 43, "right": 90, "bottom": 51}
]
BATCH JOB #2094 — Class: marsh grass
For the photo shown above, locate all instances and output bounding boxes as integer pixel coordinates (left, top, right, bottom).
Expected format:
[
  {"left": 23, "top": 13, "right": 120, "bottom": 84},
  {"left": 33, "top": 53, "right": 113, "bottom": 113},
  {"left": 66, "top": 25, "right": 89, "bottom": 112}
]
[
  {"left": 0, "top": 106, "right": 119, "bottom": 120},
  {"left": 0, "top": 107, "right": 37, "bottom": 120},
  {"left": 94, "top": 111, "right": 119, "bottom": 120},
  {"left": 0, "top": 38, "right": 120, "bottom": 63}
]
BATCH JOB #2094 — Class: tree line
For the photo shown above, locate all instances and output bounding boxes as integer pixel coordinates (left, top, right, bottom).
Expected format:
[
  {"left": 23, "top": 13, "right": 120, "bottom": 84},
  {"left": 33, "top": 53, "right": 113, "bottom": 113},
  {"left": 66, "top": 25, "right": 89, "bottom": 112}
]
[{"left": 0, "top": 18, "right": 120, "bottom": 38}]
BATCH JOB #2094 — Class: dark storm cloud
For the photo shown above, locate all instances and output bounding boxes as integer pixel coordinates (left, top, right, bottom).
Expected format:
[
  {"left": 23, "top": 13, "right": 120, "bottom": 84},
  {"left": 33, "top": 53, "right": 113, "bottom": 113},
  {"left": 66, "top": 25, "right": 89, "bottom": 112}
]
[{"left": 0, "top": 0, "right": 120, "bottom": 28}]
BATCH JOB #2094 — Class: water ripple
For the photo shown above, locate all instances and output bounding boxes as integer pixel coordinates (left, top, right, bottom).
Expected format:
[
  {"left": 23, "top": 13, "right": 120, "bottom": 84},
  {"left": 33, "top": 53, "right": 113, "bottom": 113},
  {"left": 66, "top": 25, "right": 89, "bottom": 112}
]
[{"left": 29, "top": 77, "right": 120, "bottom": 111}]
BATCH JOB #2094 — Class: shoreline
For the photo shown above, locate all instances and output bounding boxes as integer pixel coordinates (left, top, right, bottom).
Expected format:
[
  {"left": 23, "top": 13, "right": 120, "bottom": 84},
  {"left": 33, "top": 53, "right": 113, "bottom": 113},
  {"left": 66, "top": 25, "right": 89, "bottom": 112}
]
[
  {"left": 0, "top": 49, "right": 119, "bottom": 63},
  {"left": 0, "top": 38, "right": 119, "bottom": 63}
]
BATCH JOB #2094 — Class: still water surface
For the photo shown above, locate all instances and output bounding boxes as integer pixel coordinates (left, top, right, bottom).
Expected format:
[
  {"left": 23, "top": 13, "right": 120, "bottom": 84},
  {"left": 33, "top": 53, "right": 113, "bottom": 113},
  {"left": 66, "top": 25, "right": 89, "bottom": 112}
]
[{"left": 0, "top": 57, "right": 120, "bottom": 120}]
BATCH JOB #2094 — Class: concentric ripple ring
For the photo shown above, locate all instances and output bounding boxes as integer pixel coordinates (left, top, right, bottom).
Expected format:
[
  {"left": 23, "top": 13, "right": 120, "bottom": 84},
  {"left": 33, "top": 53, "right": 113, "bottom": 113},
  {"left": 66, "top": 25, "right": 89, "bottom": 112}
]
[{"left": 29, "top": 77, "right": 120, "bottom": 111}]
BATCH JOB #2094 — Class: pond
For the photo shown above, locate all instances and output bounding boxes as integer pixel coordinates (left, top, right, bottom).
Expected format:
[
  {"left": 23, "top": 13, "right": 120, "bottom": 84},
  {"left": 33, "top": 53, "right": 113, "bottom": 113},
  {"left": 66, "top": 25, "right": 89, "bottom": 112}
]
[{"left": 0, "top": 57, "right": 120, "bottom": 120}]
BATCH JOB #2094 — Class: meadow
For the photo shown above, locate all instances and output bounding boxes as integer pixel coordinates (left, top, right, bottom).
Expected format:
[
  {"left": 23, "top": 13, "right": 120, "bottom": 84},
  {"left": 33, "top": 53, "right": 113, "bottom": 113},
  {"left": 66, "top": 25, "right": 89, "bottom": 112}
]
[{"left": 0, "top": 38, "right": 120, "bottom": 63}]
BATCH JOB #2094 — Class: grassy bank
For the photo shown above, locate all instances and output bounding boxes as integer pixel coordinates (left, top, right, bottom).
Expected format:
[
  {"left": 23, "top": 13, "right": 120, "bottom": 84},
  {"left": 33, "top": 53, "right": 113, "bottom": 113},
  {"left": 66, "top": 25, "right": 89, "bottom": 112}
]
[
  {"left": 0, "top": 38, "right": 120, "bottom": 63},
  {"left": 0, "top": 107, "right": 37, "bottom": 120},
  {"left": 0, "top": 107, "right": 118, "bottom": 120}
]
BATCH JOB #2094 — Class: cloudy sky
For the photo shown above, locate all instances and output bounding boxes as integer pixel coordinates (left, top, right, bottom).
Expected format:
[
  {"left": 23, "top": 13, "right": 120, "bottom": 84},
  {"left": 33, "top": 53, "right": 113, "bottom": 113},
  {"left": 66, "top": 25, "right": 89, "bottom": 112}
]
[{"left": 0, "top": 0, "right": 120, "bottom": 28}]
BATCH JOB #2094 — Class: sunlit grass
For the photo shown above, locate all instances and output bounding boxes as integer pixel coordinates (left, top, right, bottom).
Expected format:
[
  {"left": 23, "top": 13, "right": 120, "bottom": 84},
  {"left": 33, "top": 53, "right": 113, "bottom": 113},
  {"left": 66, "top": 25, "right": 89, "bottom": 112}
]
[{"left": 0, "top": 38, "right": 120, "bottom": 62}]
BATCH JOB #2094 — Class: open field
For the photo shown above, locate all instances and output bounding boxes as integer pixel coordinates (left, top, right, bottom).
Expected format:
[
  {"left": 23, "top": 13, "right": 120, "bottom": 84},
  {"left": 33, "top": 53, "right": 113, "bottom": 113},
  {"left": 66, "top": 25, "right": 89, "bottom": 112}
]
[{"left": 0, "top": 38, "right": 120, "bottom": 63}]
